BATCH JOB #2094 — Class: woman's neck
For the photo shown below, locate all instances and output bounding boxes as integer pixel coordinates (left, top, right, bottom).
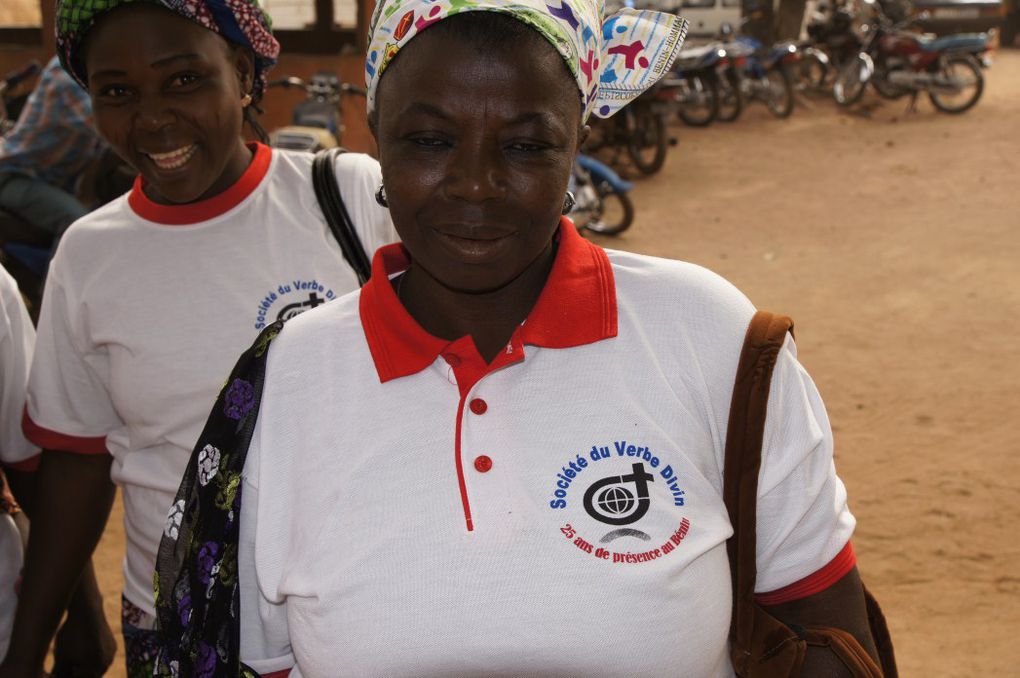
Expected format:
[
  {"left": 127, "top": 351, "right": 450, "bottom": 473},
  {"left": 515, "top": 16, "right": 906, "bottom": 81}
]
[{"left": 397, "top": 243, "right": 557, "bottom": 364}]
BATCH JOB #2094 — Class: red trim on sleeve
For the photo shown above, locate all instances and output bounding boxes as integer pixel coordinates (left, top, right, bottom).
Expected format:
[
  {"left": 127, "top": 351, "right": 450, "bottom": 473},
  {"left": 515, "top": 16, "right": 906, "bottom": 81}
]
[
  {"left": 260, "top": 671, "right": 291, "bottom": 678},
  {"left": 3, "top": 453, "right": 40, "bottom": 472},
  {"left": 128, "top": 143, "right": 271, "bottom": 225},
  {"left": 21, "top": 410, "right": 109, "bottom": 455},
  {"left": 755, "top": 541, "right": 857, "bottom": 606}
]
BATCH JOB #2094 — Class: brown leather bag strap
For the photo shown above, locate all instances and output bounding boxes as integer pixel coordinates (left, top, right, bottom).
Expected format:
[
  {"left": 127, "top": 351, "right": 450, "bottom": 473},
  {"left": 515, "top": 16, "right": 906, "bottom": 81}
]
[
  {"left": 723, "top": 311, "right": 794, "bottom": 673},
  {"left": 723, "top": 312, "right": 896, "bottom": 678}
]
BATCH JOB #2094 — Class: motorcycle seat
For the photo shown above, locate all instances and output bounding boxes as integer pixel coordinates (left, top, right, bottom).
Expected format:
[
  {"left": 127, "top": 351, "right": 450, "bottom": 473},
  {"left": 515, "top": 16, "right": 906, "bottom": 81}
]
[
  {"left": 674, "top": 44, "right": 720, "bottom": 69},
  {"left": 917, "top": 33, "right": 988, "bottom": 52}
]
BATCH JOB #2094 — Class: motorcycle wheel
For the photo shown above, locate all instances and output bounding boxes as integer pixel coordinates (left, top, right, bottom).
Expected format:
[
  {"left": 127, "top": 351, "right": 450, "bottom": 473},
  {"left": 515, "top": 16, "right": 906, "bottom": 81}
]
[
  {"left": 678, "top": 73, "right": 719, "bottom": 127},
  {"left": 582, "top": 186, "right": 634, "bottom": 236},
  {"left": 716, "top": 70, "right": 744, "bottom": 123},
  {"left": 871, "top": 66, "right": 909, "bottom": 100},
  {"left": 928, "top": 55, "right": 983, "bottom": 114},
  {"left": 798, "top": 54, "right": 829, "bottom": 92},
  {"left": 765, "top": 68, "right": 795, "bottom": 118},
  {"left": 625, "top": 103, "right": 668, "bottom": 176},
  {"left": 833, "top": 55, "right": 869, "bottom": 107}
]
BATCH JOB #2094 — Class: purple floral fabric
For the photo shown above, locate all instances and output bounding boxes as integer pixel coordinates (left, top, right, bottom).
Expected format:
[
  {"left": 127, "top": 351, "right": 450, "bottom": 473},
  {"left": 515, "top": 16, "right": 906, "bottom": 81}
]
[
  {"left": 223, "top": 379, "right": 256, "bottom": 420},
  {"left": 154, "top": 321, "right": 283, "bottom": 677}
]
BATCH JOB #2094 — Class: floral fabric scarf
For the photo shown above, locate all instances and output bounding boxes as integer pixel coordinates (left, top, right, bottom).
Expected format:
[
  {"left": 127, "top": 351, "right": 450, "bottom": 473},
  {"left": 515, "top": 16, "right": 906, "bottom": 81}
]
[
  {"left": 153, "top": 321, "right": 283, "bottom": 677},
  {"left": 365, "top": 0, "right": 689, "bottom": 120},
  {"left": 55, "top": 0, "right": 280, "bottom": 102}
]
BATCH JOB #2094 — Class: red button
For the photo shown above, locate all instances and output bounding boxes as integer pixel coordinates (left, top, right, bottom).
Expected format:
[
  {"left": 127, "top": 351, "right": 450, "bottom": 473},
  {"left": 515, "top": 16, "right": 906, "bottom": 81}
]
[
  {"left": 443, "top": 353, "right": 461, "bottom": 367},
  {"left": 474, "top": 455, "right": 493, "bottom": 473},
  {"left": 469, "top": 398, "right": 488, "bottom": 415}
]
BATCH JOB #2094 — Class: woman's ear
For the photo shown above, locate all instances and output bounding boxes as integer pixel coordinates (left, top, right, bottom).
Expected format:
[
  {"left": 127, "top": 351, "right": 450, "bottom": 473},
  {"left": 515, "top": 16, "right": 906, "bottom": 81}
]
[
  {"left": 577, "top": 124, "right": 591, "bottom": 153},
  {"left": 233, "top": 47, "right": 256, "bottom": 96}
]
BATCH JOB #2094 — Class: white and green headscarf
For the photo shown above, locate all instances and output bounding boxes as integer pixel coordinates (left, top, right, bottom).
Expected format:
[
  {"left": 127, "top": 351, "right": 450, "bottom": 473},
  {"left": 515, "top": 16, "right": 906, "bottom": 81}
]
[{"left": 366, "top": 0, "right": 689, "bottom": 121}]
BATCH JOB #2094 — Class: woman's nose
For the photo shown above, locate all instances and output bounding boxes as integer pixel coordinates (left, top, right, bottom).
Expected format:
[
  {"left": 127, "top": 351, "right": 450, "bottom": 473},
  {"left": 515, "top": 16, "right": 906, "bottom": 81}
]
[
  {"left": 443, "top": 141, "right": 507, "bottom": 203},
  {"left": 134, "top": 98, "right": 176, "bottom": 132}
]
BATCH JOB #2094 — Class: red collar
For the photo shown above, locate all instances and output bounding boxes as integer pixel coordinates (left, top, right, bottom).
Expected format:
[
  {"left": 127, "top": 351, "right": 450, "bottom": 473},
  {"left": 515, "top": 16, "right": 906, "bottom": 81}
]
[
  {"left": 360, "top": 218, "right": 618, "bottom": 384},
  {"left": 127, "top": 143, "right": 271, "bottom": 225}
]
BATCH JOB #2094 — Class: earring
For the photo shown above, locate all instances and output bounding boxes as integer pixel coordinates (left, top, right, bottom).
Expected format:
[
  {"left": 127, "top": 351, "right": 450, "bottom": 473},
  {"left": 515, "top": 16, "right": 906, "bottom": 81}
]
[
  {"left": 561, "top": 191, "right": 575, "bottom": 215},
  {"left": 241, "top": 93, "right": 253, "bottom": 108},
  {"left": 375, "top": 184, "right": 389, "bottom": 208}
]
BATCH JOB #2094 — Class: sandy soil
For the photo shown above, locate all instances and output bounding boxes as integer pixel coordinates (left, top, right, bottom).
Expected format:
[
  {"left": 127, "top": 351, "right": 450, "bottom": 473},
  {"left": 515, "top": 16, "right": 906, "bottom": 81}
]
[{"left": 87, "top": 49, "right": 1020, "bottom": 677}]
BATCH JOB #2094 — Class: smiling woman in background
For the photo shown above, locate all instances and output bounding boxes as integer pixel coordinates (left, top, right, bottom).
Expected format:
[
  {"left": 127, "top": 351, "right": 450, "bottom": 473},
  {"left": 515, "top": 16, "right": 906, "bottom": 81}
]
[
  {"left": 0, "top": 0, "right": 395, "bottom": 676},
  {"left": 157, "top": 0, "right": 884, "bottom": 675}
]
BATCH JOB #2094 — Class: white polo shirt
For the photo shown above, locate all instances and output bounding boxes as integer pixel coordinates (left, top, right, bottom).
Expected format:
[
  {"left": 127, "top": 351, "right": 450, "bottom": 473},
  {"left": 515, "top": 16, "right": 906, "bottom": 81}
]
[
  {"left": 0, "top": 265, "right": 37, "bottom": 468},
  {"left": 23, "top": 143, "right": 397, "bottom": 616},
  {"left": 239, "top": 220, "right": 856, "bottom": 677}
]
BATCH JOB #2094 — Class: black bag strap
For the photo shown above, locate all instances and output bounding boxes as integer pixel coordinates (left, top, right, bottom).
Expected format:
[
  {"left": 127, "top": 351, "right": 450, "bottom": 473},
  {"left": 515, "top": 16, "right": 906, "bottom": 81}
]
[{"left": 312, "top": 147, "right": 372, "bottom": 286}]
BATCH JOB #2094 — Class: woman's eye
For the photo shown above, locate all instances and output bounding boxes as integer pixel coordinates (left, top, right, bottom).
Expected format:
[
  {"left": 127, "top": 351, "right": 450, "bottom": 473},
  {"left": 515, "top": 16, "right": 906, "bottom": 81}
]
[
  {"left": 97, "top": 85, "right": 129, "bottom": 99},
  {"left": 410, "top": 136, "right": 449, "bottom": 148},
  {"left": 169, "top": 73, "right": 200, "bottom": 88},
  {"left": 507, "top": 141, "right": 549, "bottom": 153}
]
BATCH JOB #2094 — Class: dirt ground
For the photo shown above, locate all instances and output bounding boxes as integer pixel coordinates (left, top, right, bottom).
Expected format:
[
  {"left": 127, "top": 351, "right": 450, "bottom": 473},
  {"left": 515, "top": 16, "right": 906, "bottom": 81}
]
[{"left": 87, "top": 49, "right": 1019, "bottom": 676}]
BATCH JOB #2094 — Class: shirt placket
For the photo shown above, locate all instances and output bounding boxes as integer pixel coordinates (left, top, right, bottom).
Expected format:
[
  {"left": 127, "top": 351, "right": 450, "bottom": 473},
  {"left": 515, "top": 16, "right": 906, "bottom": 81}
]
[{"left": 443, "top": 331, "right": 526, "bottom": 532}]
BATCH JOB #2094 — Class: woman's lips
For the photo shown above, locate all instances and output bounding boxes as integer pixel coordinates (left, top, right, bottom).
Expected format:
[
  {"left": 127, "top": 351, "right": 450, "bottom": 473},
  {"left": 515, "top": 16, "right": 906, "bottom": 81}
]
[
  {"left": 433, "top": 227, "right": 516, "bottom": 260},
  {"left": 145, "top": 144, "right": 197, "bottom": 171}
]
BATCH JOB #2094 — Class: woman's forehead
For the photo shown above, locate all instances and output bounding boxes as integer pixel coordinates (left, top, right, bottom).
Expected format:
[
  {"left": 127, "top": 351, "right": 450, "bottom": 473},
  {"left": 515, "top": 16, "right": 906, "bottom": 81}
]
[
  {"left": 84, "top": 4, "right": 226, "bottom": 65},
  {"left": 376, "top": 26, "right": 581, "bottom": 120}
]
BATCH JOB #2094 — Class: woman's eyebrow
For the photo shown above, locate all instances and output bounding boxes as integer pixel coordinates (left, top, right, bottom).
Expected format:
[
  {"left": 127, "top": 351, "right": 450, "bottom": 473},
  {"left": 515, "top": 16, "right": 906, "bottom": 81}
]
[
  {"left": 90, "top": 53, "right": 203, "bottom": 81},
  {"left": 150, "top": 52, "right": 203, "bottom": 68},
  {"left": 400, "top": 101, "right": 454, "bottom": 121},
  {"left": 401, "top": 103, "right": 560, "bottom": 128}
]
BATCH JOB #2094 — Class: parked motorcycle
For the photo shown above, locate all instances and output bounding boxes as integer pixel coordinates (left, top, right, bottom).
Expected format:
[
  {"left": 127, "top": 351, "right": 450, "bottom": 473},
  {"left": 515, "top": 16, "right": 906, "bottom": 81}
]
[
  {"left": 715, "top": 23, "right": 798, "bottom": 120},
  {"left": 729, "top": 35, "right": 798, "bottom": 118},
  {"left": 568, "top": 154, "right": 635, "bottom": 236},
  {"left": 670, "top": 45, "right": 724, "bottom": 127},
  {"left": 267, "top": 72, "right": 367, "bottom": 151},
  {"left": 713, "top": 49, "right": 745, "bottom": 123},
  {"left": 795, "top": 3, "right": 860, "bottom": 92},
  {"left": 833, "top": 1, "right": 991, "bottom": 113},
  {"left": 584, "top": 81, "right": 675, "bottom": 176}
]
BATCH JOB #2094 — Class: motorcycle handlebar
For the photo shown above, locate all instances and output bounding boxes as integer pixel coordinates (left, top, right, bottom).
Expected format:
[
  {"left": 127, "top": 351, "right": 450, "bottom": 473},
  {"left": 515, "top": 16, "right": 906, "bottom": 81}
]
[
  {"left": 266, "top": 77, "right": 366, "bottom": 98},
  {"left": 267, "top": 76, "right": 307, "bottom": 89},
  {"left": 341, "top": 84, "right": 368, "bottom": 97}
]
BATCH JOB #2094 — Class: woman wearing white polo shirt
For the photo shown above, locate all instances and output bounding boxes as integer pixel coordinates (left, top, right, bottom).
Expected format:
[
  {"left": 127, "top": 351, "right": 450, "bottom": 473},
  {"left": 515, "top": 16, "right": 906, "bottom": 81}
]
[
  {"left": 157, "top": 1, "right": 883, "bottom": 676},
  {"left": 0, "top": 0, "right": 396, "bottom": 676}
]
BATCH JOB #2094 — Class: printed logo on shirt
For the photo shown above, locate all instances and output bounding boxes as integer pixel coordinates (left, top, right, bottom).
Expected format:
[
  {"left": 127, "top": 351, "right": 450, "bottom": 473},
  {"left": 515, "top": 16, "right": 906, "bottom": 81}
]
[
  {"left": 254, "top": 279, "right": 339, "bottom": 329},
  {"left": 549, "top": 440, "right": 691, "bottom": 565}
]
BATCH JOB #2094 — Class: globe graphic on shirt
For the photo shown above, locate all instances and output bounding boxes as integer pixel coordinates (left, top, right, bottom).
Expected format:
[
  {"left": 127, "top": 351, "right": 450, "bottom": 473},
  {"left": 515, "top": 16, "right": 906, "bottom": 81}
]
[{"left": 596, "top": 486, "right": 636, "bottom": 516}]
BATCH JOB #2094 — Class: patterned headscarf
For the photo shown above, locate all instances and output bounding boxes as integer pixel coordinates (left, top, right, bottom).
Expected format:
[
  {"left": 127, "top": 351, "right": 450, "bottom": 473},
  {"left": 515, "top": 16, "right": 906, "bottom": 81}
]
[
  {"left": 56, "top": 0, "right": 280, "bottom": 102},
  {"left": 366, "top": 0, "right": 688, "bottom": 121}
]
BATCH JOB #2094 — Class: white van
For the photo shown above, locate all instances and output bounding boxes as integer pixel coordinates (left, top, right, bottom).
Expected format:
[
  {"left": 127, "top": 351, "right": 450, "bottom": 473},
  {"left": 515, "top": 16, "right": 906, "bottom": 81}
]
[
  {"left": 676, "top": 0, "right": 742, "bottom": 37},
  {"left": 611, "top": 0, "right": 742, "bottom": 38}
]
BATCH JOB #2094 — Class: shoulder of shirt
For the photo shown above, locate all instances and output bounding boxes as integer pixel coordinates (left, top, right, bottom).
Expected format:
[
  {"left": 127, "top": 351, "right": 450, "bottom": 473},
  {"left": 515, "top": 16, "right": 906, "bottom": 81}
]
[
  {"left": 265, "top": 148, "right": 380, "bottom": 197},
  {"left": 603, "top": 247, "right": 762, "bottom": 379},
  {"left": 46, "top": 194, "right": 135, "bottom": 274},
  {"left": 606, "top": 248, "right": 754, "bottom": 315},
  {"left": 0, "top": 267, "right": 25, "bottom": 318},
  {"left": 269, "top": 147, "right": 379, "bottom": 174},
  {"left": 332, "top": 149, "right": 382, "bottom": 177},
  {"left": 269, "top": 288, "right": 364, "bottom": 352},
  {"left": 59, "top": 193, "right": 133, "bottom": 239}
]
